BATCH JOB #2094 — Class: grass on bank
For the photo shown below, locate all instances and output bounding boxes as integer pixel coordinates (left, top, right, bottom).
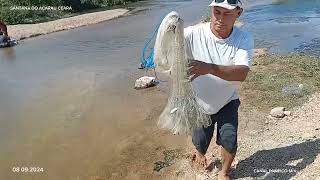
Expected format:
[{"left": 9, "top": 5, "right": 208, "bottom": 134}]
[{"left": 240, "top": 54, "right": 320, "bottom": 112}]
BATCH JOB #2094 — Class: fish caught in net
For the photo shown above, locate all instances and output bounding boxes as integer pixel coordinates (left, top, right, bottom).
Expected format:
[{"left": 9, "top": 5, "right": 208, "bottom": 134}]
[{"left": 154, "top": 11, "right": 211, "bottom": 135}]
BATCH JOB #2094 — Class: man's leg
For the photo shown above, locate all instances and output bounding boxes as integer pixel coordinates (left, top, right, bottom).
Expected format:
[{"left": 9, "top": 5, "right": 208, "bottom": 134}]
[
  {"left": 215, "top": 99, "right": 240, "bottom": 179},
  {"left": 219, "top": 146, "right": 236, "bottom": 180},
  {"left": 191, "top": 118, "right": 216, "bottom": 168}
]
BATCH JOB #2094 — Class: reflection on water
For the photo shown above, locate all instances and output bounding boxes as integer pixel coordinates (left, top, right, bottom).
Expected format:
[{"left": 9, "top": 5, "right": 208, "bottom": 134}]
[
  {"left": 294, "top": 37, "right": 320, "bottom": 56},
  {"left": 0, "top": 47, "right": 16, "bottom": 60}
]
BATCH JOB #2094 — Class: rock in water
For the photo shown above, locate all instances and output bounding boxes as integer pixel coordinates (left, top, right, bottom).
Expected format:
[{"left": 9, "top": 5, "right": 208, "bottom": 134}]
[
  {"left": 134, "top": 76, "right": 157, "bottom": 89},
  {"left": 153, "top": 11, "right": 211, "bottom": 135}
]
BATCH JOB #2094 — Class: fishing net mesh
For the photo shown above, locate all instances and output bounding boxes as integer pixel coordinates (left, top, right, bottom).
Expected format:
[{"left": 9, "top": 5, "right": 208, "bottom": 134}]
[{"left": 154, "top": 12, "right": 212, "bottom": 135}]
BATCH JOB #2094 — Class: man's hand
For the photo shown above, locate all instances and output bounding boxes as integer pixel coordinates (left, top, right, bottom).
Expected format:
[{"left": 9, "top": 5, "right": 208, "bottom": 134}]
[
  {"left": 187, "top": 60, "right": 212, "bottom": 81},
  {"left": 188, "top": 59, "right": 250, "bottom": 82}
]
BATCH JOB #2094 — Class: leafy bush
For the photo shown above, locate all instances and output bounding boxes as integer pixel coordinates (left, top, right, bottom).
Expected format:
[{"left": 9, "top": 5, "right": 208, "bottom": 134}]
[
  {"left": 0, "top": 0, "right": 142, "bottom": 25},
  {"left": 0, "top": 0, "right": 65, "bottom": 24}
]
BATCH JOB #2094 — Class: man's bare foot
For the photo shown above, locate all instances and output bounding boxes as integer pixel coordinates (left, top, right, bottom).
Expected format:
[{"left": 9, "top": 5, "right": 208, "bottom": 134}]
[
  {"left": 191, "top": 150, "right": 207, "bottom": 168},
  {"left": 231, "top": 159, "right": 239, "bottom": 168},
  {"left": 218, "top": 171, "right": 230, "bottom": 180}
]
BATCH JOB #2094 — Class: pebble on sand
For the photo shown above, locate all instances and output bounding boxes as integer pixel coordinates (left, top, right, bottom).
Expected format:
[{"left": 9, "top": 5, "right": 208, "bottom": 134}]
[{"left": 270, "top": 107, "right": 286, "bottom": 118}]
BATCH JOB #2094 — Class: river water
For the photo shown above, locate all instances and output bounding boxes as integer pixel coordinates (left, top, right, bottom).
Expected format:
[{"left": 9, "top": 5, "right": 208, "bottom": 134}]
[
  {"left": 0, "top": 0, "right": 212, "bottom": 180},
  {"left": 240, "top": 0, "right": 320, "bottom": 55}
]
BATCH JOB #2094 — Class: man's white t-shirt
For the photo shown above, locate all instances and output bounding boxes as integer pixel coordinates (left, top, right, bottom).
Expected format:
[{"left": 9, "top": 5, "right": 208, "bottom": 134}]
[{"left": 184, "top": 23, "right": 253, "bottom": 115}]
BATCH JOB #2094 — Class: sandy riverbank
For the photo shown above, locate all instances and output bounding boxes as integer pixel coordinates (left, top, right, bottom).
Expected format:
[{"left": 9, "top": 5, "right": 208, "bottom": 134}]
[
  {"left": 164, "top": 95, "right": 320, "bottom": 180},
  {"left": 7, "top": 8, "right": 129, "bottom": 40},
  {"left": 87, "top": 51, "right": 319, "bottom": 180},
  {"left": 155, "top": 53, "right": 320, "bottom": 180}
]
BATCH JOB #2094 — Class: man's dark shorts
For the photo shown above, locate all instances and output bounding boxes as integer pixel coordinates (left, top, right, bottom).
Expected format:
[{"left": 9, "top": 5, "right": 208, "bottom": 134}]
[{"left": 192, "top": 99, "right": 240, "bottom": 155}]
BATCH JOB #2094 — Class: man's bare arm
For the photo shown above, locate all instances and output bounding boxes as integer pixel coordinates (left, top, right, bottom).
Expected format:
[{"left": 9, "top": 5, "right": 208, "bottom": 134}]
[
  {"left": 209, "top": 64, "right": 249, "bottom": 81},
  {"left": 188, "top": 60, "right": 250, "bottom": 82}
]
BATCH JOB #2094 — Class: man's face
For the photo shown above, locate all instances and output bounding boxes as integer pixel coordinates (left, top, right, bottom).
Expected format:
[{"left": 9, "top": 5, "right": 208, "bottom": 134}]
[{"left": 211, "top": 6, "right": 242, "bottom": 34}]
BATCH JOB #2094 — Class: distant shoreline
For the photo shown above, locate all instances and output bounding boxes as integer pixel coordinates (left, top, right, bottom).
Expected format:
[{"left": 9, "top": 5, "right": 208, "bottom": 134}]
[{"left": 8, "top": 8, "right": 129, "bottom": 41}]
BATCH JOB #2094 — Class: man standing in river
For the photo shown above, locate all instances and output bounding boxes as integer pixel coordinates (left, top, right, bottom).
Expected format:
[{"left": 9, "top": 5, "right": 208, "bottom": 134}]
[{"left": 185, "top": 0, "right": 253, "bottom": 179}]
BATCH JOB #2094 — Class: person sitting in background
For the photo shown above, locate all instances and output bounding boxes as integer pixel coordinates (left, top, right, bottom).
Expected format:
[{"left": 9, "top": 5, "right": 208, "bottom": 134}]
[{"left": 0, "top": 21, "right": 10, "bottom": 43}]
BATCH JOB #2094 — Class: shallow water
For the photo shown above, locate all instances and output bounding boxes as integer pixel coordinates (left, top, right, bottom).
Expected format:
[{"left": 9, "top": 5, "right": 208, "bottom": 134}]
[
  {"left": 241, "top": 0, "right": 320, "bottom": 55},
  {"left": 0, "top": 0, "right": 212, "bottom": 179}
]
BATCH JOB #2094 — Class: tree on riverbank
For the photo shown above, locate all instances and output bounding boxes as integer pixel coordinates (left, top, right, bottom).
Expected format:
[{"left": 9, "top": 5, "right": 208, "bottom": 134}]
[{"left": 0, "top": 0, "right": 140, "bottom": 25}]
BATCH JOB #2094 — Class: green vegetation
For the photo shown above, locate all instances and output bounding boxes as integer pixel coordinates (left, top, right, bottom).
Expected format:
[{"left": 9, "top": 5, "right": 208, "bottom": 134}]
[
  {"left": 0, "top": 0, "right": 141, "bottom": 25},
  {"left": 241, "top": 54, "right": 320, "bottom": 112}
]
